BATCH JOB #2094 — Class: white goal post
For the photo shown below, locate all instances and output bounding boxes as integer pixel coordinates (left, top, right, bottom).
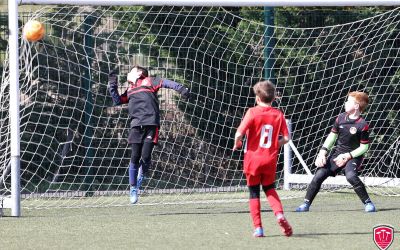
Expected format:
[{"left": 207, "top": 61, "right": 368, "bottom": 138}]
[{"left": 3, "top": 0, "right": 400, "bottom": 217}]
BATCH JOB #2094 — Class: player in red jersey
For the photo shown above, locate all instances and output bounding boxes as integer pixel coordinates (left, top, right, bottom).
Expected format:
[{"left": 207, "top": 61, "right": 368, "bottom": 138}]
[{"left": 233, "top": 80, "right": 293, "bottom": 237}]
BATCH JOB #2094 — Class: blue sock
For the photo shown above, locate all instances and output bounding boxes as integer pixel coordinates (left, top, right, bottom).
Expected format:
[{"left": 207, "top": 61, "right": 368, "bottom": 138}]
[
  {"left": 129, "top": 163, "right": 139, "bottom": 186},
  {"left": 137, "top": 160, "right": 147, "bottom": 188},
  {"left": 139, "top": 160, "right": 150, "bottom": 176}
]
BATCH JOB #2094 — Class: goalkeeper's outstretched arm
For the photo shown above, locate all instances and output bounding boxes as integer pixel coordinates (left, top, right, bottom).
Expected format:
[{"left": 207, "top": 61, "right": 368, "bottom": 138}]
[
  {"left": 108, "top": 70, "right": 128, "bottom": 105},
  {"left": 160, "top": 79, "right": 190, "bottom": 99}
]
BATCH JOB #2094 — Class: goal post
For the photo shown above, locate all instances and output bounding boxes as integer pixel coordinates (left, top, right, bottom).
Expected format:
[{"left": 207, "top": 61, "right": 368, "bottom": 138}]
[
  {"left": 3, "top": 0, "right": 400, "bottom": 216},
  {"left": 7, "top": 0, "right": 22, "bottom": 217}
]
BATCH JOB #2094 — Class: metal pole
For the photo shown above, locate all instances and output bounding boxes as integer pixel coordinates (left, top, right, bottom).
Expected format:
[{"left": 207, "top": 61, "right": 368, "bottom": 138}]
[
  {"left": 264, "top": 7, "right": 274, "bottom": 81},
  {"left": 9, "top": 0, "right": 21, "bottom": 217},
  {"left": 18, "top": 0, "right": 400, "bottom": 6},
  {"left": 82, "top": 14, "right": 95, "bottom": 196},
  {"left": 283, "top": 119, "right": 292, "bottom": 190}
]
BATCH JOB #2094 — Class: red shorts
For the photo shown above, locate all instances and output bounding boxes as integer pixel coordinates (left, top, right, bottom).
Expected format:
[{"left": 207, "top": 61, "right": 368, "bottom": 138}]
[{"left": 245, "top": 172, "right": 275, "bottom": 186}]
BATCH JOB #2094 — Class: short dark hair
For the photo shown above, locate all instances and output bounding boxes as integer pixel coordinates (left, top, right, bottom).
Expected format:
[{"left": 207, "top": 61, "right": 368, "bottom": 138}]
[
  {"left": 133, "top": 65, "right": 149, "bottom": 77},
  {"left": 253, "top": 80, "right": 275, "bottom": 103}
]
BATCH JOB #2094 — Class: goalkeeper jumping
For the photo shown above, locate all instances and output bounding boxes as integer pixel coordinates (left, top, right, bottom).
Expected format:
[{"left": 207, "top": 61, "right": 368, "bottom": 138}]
[
  {"left": 108, "top": 66, "right": 190, "bottom": 204},
  {"left": 296, "top": 91, "right": 376, "bottom": 213}
]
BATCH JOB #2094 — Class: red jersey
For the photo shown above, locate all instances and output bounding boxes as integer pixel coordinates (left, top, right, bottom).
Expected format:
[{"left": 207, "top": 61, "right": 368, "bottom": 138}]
[{"left": 237, "top": 106, "right": 289, "bottom": 176}]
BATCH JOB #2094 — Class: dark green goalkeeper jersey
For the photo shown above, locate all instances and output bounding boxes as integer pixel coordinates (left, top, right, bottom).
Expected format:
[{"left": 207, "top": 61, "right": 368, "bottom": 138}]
[{"left": 330, "top": 112, "right": 369, "bottom": 159}]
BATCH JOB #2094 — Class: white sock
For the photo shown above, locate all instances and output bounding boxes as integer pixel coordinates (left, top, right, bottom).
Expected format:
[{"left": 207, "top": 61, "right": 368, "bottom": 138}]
[{"left": 276, "top": 212, "right": 284, "bottom": 220}]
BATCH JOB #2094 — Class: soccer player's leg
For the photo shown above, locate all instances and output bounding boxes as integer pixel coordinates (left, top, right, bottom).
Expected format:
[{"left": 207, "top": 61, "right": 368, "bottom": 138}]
[
  {"left": 138, "top": 126, "right": 157, "bottom": 189},
  {"left": 344, "top": 161, "right": 376, "bottom": 212},
  {"left": 137, "top": 160, "right": 144, "bottom": 189},
  {"left": 129, "top": 143, "right": 142, "bottom": 204},
  {"left": 296, "top": 164, "right": 331, "bottom": 212},
  {"left": 261, "top": 174, "right": 293, "bottom": 237},
  {"left": 128, "top": 127, "right": 145, "bottom": 204},
  {"left": 137, "top": 143, "right": 153, "bottom": 189},
  {"left": 247, "top": 174, "right": 264, "bottom": 237}
]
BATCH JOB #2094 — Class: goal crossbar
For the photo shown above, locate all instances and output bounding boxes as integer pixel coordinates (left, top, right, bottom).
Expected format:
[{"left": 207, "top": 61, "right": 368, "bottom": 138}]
[{"left": 18, "top": 0, "right": 400, "bottom": 7}]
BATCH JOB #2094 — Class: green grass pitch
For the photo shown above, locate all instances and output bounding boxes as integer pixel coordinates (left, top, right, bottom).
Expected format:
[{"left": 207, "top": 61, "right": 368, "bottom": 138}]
[{"left": 1, "top": 192, "right": 399, "bottom": 250}]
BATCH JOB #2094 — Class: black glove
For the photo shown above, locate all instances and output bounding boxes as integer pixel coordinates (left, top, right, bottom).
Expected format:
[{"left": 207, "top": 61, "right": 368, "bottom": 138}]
[
  {"left": 108, "top": 68, "right": 119, "bottom": 86},
  {"left": 109, "top": 68, "right": 119, "bottom": 77},
  {"left": 179, "top": 87, "right": 190, "bottom": 100}
]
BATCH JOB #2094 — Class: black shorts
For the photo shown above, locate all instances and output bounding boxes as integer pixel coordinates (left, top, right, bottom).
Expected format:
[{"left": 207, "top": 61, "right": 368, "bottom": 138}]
[
  {"left": 325, "top": 155, "right": 363, "bottom": 177},
  {"left": 128, "top": 125, "right": 159, "bottom": 144}
]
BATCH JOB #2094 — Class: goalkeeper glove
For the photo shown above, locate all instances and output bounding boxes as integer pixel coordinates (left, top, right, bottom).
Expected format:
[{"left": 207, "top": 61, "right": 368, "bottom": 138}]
[
  {"left": 178, "top": 87, "right": 190, "bottom": 100},
  {"left": 109, "top": 68, "right": 119, "bottom": 77},
  {"left": 315, "top": 151, "right": 327, "bottom": 168},
  {"left": 108, "top": 68, "right": 119, "bottom": 85}
]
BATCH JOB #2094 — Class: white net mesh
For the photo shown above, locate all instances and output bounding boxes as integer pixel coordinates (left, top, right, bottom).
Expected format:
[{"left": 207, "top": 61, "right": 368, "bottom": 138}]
[{"left": 1, "top": 6, "right": 399, "bottom": 208}]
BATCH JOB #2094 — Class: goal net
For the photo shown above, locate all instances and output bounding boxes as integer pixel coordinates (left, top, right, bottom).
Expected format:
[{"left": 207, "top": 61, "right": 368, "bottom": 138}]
[{"left": 1, "top": 6, "right": 399, "bottom": 208}]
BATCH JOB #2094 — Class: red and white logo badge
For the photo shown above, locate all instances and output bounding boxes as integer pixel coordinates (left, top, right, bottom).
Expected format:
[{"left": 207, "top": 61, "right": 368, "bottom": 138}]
[
  {"left": 373, "top": 225, "right": 394, "bottom": 250},
  {"left": 349, "top": 127, "right": 357, "bottom": 134}
]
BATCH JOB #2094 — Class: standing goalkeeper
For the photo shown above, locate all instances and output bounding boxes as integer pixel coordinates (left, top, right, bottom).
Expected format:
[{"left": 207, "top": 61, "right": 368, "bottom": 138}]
[
  {"left": 296, "top": 91, "right": 376, "bottom": 213},
  {"left": 108, "top": 66, "right": 190, "bottom": 204}
]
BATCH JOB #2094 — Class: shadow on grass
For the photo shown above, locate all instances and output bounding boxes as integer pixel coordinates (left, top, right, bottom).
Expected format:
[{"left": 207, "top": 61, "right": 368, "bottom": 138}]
[
  {"left": 269, "top": 231, "right": 372, "bottom": 238},
  {"left": 148, "top": 205, "right": 400, "bottom": 216},
  {"left": 307, "top": 206, "right": 400, "bottom": 213},
  {"left": 148, "top": 209, "right": 257, "bottom": 216}
]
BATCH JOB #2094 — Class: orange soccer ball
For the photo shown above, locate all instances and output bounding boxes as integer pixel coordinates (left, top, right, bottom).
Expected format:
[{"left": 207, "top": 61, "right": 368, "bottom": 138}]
[{"left": 23, "top": 20, "right": 45, "bottom": 42}]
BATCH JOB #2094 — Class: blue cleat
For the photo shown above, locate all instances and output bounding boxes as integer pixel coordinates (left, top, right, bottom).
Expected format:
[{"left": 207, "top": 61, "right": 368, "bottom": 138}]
[
  {"left": 296, "top": 202, "right": 310, "bottom": 212},
  {"left": 130, "top": 186, "right": 138, "bottom": 204},
  {"left": 365, "top": 202, "right": 376, "bottom": 212},
  {"left": 253, "top": 227, "right": 264, "bottom": 237}
]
